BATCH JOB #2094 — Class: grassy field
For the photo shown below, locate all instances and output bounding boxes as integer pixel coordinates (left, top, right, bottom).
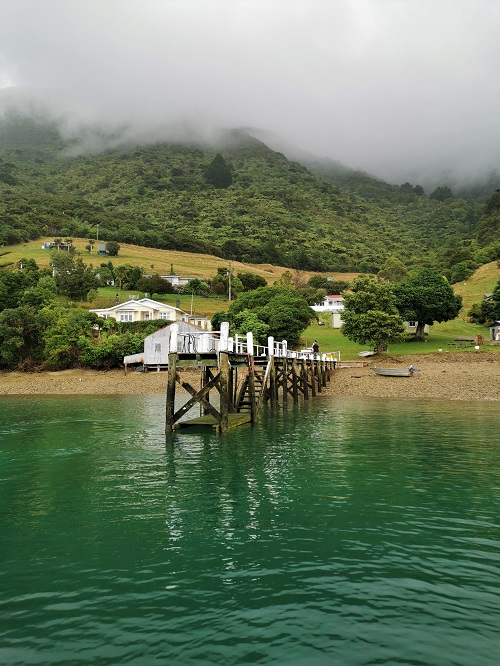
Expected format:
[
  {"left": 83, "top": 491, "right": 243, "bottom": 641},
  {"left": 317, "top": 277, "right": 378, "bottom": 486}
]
[
  {"left": 2, "top": 238, "right": 496, "bottom": 311},
  {"left": 452, "top": 262, "right": 500, "bottom": 311},
  {"left": 300, "top": 320, "right": 496, "bottom": 360},
  {"left": 0, "top": 237, "right": 359, "bottom": 285}
]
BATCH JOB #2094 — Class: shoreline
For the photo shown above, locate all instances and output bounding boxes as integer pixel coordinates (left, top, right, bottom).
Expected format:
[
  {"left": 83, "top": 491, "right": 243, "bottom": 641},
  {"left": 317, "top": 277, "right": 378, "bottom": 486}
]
[{"left": 1, "top": 353, "right": 499, "bottom": 402}]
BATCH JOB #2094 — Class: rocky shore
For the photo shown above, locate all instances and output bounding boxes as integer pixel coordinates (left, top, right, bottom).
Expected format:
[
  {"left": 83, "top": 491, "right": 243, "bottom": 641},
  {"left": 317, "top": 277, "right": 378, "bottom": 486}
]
[{"left": 0, "top": 353, "right": 498, "bottom": 402}]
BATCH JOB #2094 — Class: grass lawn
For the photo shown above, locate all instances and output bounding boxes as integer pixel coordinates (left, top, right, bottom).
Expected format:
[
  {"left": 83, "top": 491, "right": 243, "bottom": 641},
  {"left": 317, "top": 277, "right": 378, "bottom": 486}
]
[
  {"left": 88, "top": 286, "right": 230, "bottom": 317},
  {"left": 300, "top": 320, "right": 495, "bottom": 360}
]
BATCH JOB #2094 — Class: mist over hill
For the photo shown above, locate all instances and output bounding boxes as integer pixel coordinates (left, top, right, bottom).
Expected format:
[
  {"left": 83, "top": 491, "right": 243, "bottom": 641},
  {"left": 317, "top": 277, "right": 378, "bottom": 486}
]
[{"left": 0, "top": 109, "right": 499, "bottom": 280}]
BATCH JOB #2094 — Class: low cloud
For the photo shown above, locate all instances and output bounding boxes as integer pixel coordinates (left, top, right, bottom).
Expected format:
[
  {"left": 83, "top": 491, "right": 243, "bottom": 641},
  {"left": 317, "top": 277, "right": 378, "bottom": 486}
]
[{"left": 1, "top": 0, "right": 499, "bottom": 184}]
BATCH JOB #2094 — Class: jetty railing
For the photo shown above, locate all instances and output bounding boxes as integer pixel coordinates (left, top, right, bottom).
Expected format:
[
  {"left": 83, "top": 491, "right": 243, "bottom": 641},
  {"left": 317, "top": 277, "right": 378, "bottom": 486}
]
[{"left": 168, "top": 323, "right": 340, "bottom": 363}]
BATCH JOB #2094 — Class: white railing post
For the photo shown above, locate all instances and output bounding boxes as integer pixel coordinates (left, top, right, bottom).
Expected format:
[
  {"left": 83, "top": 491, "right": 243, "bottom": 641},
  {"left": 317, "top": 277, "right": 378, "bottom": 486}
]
[
  {"left": 220, "top": 322, "right": 229, "bottom": 352},
  {"left": 227, "top": 336, "right": 234, "bottom": 352},
  {"left": 200, "top": 334, "right": 210, "bottom": 353},
  {"left": 267, "top": 336, "right": 274, "bottom": 357},
  {"left": 246, "top": 332, "right": 254, "bottom": 357},
  {"left": 282, "top": 340, "right": 288, "bottom": 358},
  {"left": 169, "top": 323, "right": 179, "bottom": 353}
]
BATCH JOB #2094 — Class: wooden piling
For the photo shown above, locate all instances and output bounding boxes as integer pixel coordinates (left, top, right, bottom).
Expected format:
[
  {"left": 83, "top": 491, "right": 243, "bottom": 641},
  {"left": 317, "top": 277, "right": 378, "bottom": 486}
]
[
  {"left": 269, "top": 356, "right": 277, "bottom": 410},
  {"left": 219, "top": 351, "right": 230, "bottom": 433},
  {"left": 291, "top": 358, "right": 299, "bottom": 405},
  {"left": 165, "top": 352, "right": 178, "bottom": 433}
]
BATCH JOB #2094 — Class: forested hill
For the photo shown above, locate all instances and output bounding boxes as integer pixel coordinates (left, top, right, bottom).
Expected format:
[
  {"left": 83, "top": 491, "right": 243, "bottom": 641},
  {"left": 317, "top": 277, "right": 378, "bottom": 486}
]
[{"left": 0, "top": 113, "right": 498, "bottom": 277}]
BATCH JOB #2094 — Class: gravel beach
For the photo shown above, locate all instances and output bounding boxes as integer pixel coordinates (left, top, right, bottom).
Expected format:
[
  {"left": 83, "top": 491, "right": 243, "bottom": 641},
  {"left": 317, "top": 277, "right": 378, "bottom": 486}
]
[{"left": 1, "top": 352, "right": 498, "bottom": 402}]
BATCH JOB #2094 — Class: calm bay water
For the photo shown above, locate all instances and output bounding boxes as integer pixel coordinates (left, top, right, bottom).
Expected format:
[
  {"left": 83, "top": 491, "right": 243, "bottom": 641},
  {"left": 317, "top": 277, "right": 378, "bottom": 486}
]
[{"left": 0, "top": 394, "right": 499, "bottom": 665}]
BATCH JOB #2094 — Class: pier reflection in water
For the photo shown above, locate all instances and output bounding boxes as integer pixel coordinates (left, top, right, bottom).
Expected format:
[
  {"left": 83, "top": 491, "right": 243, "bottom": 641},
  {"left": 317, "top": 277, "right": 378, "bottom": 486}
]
[{"left": 0, "top": 395, "right": 499, "bottom": 665}]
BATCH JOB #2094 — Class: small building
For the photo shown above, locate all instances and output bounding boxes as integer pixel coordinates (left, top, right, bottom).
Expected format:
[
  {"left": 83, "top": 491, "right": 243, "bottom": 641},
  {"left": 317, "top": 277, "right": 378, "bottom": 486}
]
[
  {"left": 159, "top": 275, "right": 194, "bottom": 288},
  {"left": 123, "top": 321, "right": 217, "bottom": 370},
  {"left": 311, "top": 295, "right": 345, "bottom": 328},
  {"left": 188, "top": 315, "right": 211, "bottom": 330},
  {"left": 405, "top": 321, "right": 431, "bottom": 335},
  {"left": 97, "top": 242, "right": 107, "bottom": 256},
  {"left": 90, "top": 297, "right": 189, "bottom": 323},
  {"left": 42, "top": 240, "right": 73, "bottom": 250},
  {"left": 489, "top": 321, "right": 500, "bottom": 341}
]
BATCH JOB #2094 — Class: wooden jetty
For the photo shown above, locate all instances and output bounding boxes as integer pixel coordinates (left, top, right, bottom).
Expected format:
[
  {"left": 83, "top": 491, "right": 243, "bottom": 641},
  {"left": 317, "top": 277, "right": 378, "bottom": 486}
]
[{"left": 165, "top": 323, "right": 338, "bottom": 434}]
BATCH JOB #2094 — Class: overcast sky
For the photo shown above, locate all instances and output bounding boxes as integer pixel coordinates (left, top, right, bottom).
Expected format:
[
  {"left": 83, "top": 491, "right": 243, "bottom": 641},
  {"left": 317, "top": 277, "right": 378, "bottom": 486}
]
[{"left": 0, "top": 0, "right": 499, "bottom": 183}]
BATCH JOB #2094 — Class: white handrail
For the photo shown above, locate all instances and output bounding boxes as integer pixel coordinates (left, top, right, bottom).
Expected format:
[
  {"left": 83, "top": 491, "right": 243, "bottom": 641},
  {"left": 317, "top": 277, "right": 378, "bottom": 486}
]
[{"left": 167, "top": 322, "right": 337, "bottom": 361}]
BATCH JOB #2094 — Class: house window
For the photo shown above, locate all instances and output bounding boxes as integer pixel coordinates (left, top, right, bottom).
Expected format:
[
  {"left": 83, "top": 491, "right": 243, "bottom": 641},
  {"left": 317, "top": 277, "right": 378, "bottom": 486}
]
[
  {"left": 120, "top": 312, "right": 133, "bottom": 322},
  {"left": 158, "top": 312, "right": 171, "bottom": 320},
  {"left": 408, "top": 321, "right": 416, "bottom": 328}
]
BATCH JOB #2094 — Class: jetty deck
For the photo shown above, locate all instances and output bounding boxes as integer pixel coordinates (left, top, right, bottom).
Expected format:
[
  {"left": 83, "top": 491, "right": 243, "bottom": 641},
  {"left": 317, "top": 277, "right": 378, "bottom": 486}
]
[{"left": 165, "top": 323, "right": 338, "bottom": 433}]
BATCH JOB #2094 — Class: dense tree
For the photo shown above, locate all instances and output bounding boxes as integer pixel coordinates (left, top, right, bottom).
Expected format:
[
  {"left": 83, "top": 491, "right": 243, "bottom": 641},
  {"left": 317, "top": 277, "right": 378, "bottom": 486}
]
[
  {"left": 341, "top": 276, "right": 406, "bottom": 353},
  {"left": 184, "top": 278, "right": 211, "bottom": 296},
  {"left": 41, "top": 307, "right": 98, "bottom": 369},
  {"left": 430, "top": 185, "right": 454, "bottom": 201},
  {"left": 449, "top": 260, "right": 477, "bottom": 284},
  {"left": 50, "top": 253, "right": 98, "bottom": 300},
  {"left": 393, "top": 268, "right": 462, "bottom": 341},
  {"left": 204, "top": 153, "right": 233, "bottom": 189},
  {"left": 378, "top": 256, "right": 409, "bottom": 283},
  {"left": 136, "top": 274, "right": 174, "bottom": 298},
  {"left": 227, "top": 286, "right": 314, "bottom": 346},
  {"left": 476, "top": 189, "right": 500, "bottom": 245},
  {"left": 210, "top": 268, "right": 243, "bottom": 299},
  {"left": 115, "top": 264, "right": 143, "bottom": 290},
  {"left": 78, "top": 331, "right": 144, "bottom": 369},
  {"left": 21, "top": 276, "right": 58, "bottom": 308},
  {"left": 106, "top": 241, "right": 120, "bottom": 256},
  {"left": 233, "top": 309, "right": 270, "bottom": 345},
  {"left": 0, "top": 305, "right": 45, "bottom": 369},
  {"left": 0, "top": 260, "right": 41, "bottom": 311},
  {"left": 237, "top": 272, "right": 267, "bottom": 292},
  {"left": 211, "top": 311, "right": 228, "bottom": 331}
]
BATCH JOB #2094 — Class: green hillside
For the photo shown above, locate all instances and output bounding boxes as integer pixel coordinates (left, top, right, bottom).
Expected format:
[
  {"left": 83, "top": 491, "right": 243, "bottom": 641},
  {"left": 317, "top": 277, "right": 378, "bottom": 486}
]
[{"left": 1, "top": 112, "right": 499, "bottom": 277}]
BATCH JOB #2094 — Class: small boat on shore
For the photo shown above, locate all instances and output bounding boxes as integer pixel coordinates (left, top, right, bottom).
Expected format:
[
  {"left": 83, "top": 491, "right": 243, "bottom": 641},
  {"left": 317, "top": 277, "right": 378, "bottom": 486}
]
[
  {"left": 358, "top": 350, "right": 375, "bottom": 357},
  {"left": 372, "top": 365, "right": 419, "bottom": 377}
]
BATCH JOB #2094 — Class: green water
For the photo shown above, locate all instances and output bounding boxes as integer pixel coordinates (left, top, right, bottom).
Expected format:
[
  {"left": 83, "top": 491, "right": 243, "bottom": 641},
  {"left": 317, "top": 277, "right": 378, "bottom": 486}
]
[{"left": 0, "top": 395, "right": 499, "bottom": 665}]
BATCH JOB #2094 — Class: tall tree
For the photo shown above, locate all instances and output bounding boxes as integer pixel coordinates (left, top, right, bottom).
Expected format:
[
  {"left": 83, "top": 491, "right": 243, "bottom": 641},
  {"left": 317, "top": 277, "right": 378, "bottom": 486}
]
[
  {"left": 341, "top": 276, "right": 406, "bottom": 353},
  {"left": 393, "top": 268, "right": 462, "bottom": 341},
  {"left": 430, "top": 185, "right": 454, "bottom": 201},
  {"left": 378, "top": 256, "right": 409, "bottom": 283},
  {"left": 50, "top": 253, "right": 98, "bottom": 300},
  {"left": 204, "top": 153, "right": 233, "bottom": 189},
  {"left": 106, "top": 241, "right": 120, "bottom": 256},
  {"left": 228, "top": 286, "right": 314, "bottom": 346}
]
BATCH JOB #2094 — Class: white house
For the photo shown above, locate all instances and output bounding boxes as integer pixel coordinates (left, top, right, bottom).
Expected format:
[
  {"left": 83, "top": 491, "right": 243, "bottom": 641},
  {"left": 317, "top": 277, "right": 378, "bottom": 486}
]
[
  {"left": 90, "top": 297, "right": 190, "bottom": 324},
  {"left": 311, "top": 294, "right": 345, "bottom": 329},
  {"left": 159, "top": 275, "right": 195, "bottom": 288}
]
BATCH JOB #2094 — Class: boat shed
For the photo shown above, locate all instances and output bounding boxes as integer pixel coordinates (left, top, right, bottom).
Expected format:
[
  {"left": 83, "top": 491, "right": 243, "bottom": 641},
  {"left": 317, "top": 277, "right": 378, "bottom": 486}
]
[{"left": 124, "top": 321, "right": 214, "bottom": 371}]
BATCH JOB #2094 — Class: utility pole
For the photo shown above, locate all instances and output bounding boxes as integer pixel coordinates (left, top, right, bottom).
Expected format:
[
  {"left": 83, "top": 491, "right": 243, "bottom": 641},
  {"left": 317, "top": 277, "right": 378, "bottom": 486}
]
[{"left": 227, "top": 261, "right": 232, "bottom": 301}]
